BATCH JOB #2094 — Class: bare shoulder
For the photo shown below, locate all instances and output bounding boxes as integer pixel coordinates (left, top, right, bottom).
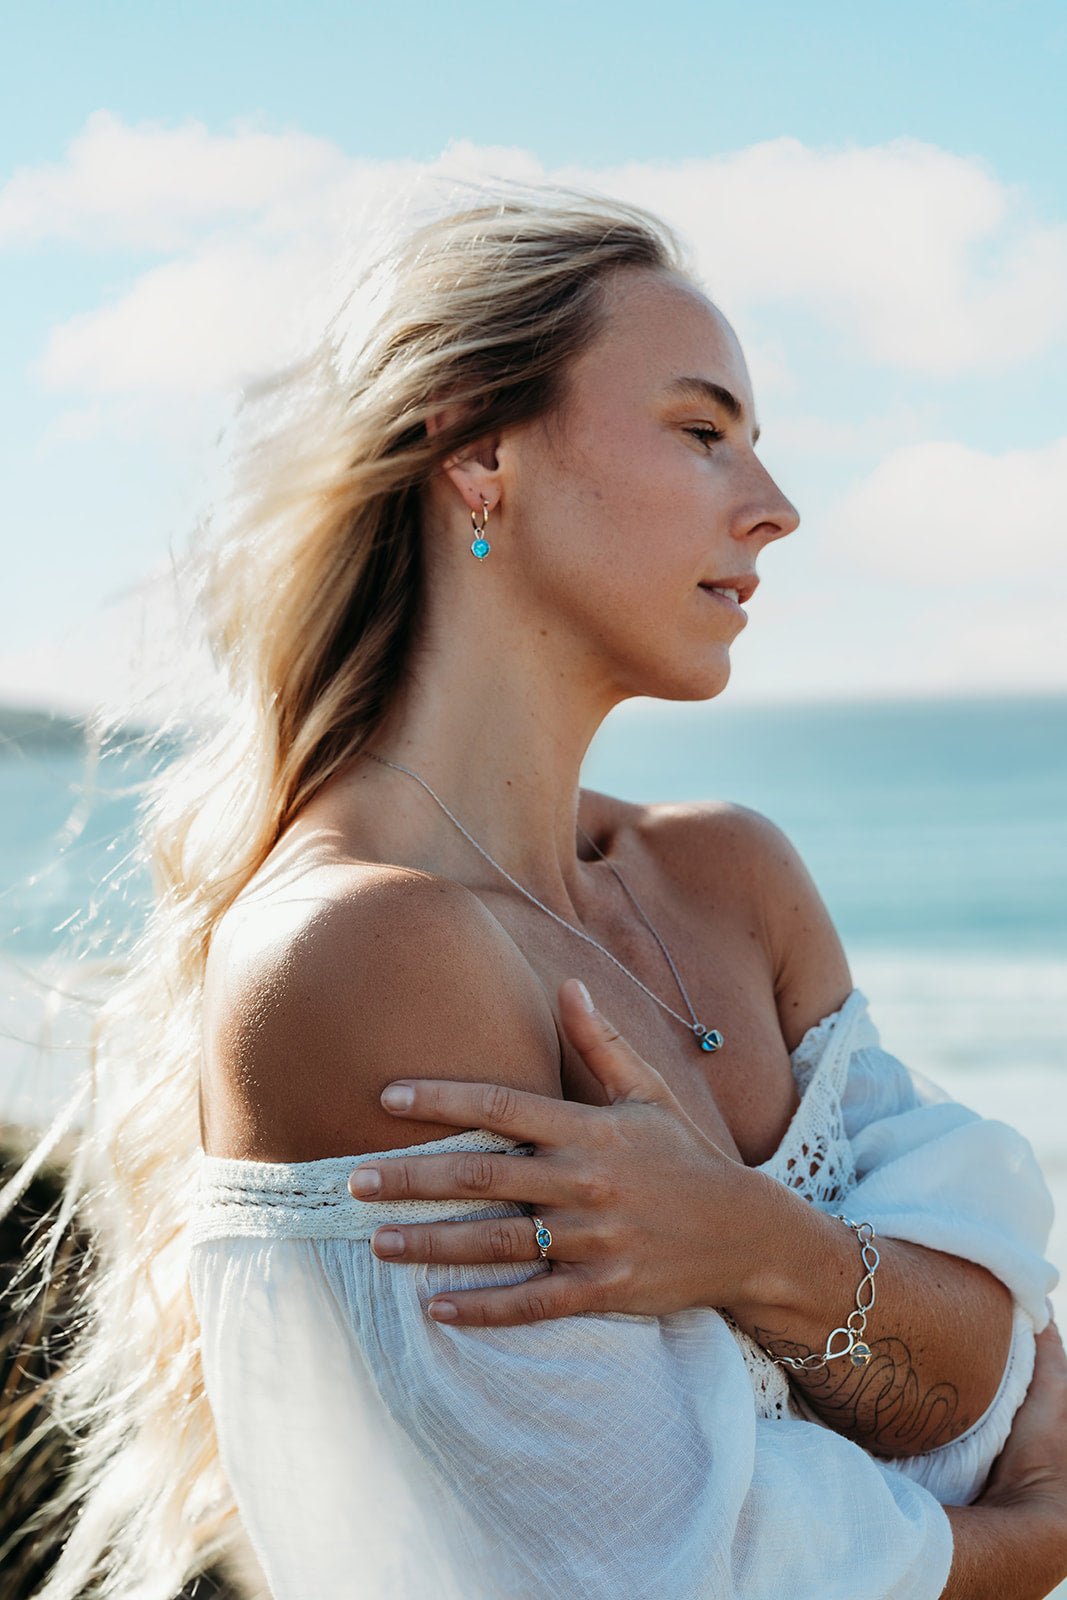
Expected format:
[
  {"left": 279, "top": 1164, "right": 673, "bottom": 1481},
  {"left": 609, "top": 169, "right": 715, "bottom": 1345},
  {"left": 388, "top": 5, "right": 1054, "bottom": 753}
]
[
  {"left": 636, "top": 796, "right": 855, "bottom": 1052},
  {"left": 200, "top": 865, "right": 563, "bottom": 1162}
]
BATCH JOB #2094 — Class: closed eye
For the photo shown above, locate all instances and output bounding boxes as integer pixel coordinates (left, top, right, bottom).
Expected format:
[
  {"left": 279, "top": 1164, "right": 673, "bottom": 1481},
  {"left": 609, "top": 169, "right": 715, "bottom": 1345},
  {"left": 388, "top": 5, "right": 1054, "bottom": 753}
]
[{"left": 684, "top": 426, "right": 725, "bottom": 448}]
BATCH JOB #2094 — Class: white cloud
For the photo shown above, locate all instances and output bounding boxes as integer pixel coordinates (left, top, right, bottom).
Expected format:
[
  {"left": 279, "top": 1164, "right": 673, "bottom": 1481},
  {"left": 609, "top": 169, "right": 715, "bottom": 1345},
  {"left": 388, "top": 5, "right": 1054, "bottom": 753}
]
[
  {"left": 0, "top": 116, "right": 548, "bottom": 255},
  {"left": 910, "top": 590, "right": 1067, "bottom": 693},
  {"left": 0, "top": 108, "right": 354, "bottom": 251},
  {"left": 4, "top": 116, "right": 1064, "bottom": 412},
  {"left": 34, "top": 238, "right": 342, "bottom": 397},
  {"left": 769, "top": 399, "right": 944, "bottom": 460},
  {"left": 752, "top": 434, "right": 1067, "bottom": 700},
  {"left": 5, "top": 114, "right": 1067, "bottom": 713},
  {"left": 721, "top": 578, "right": 1067, "bottom": 703},
  {"left": 571, "top": 137, "right": 1067, "bottom": 375},
  {"left": 820, "top": 435, "right": 1067, "bottom": 587}
]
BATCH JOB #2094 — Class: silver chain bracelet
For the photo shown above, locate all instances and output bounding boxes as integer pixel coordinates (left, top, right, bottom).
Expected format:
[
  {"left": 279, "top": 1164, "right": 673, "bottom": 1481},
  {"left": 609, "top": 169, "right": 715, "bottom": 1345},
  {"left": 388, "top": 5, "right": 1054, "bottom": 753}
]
[{"left": 771, "top": 1216, "right": 880, "bottom": 1372}]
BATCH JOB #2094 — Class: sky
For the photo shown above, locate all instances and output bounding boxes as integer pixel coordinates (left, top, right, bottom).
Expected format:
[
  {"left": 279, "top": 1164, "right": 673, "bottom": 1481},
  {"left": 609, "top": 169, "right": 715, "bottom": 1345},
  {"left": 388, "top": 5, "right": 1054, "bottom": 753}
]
[{"left": 3, "top": 0, "right": 1066, "bottom": 720}]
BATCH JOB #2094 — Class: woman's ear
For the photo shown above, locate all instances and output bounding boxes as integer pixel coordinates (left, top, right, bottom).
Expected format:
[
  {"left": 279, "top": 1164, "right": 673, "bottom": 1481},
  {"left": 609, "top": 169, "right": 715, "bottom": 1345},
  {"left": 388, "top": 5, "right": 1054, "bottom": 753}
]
[{"left": 425, "top": 400, "right": 503, "bottom": 519}]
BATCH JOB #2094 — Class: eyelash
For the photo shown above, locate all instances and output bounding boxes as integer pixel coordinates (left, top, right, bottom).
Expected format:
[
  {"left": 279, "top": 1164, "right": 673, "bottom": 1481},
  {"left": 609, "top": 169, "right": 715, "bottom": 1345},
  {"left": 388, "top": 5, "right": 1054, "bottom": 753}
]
[{"left": 685, "top": 426, "right": 725, "bottom": 448}]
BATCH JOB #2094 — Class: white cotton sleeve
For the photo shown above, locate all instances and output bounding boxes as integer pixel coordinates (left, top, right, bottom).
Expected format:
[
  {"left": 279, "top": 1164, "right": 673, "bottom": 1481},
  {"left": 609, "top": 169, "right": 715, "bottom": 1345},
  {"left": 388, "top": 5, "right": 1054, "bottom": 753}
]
[
  {"left": 827, "top": 1032, "right": 1061, "bottom": 1506},
  {"left": 189, "top": 1155, "right": 956, "bottom": 1600}
]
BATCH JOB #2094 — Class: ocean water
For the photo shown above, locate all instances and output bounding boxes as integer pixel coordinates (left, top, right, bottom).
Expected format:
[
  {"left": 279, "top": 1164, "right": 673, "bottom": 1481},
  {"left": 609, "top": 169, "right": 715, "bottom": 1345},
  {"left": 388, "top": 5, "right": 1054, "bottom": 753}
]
[{"left": 2, "top": 693, "right": 1066, "bottom": 1320}]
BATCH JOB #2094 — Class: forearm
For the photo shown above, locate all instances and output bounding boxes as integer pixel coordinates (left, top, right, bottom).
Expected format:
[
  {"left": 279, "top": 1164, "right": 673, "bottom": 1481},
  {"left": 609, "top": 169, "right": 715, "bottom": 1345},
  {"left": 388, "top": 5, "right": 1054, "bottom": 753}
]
[
  {"left": 724, "top": 1172, "right": 1017, "bottom": 1458},
  {"left": 941, "top": 1502, "right": 1067, "bottom": 1600}
]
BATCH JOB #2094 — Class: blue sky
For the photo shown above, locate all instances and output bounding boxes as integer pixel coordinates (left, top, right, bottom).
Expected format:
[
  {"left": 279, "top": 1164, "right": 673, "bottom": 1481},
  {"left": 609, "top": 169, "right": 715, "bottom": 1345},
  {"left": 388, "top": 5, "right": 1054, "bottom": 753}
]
[
  {"left": 4, "top": 0, "right": 1066, "bottom": 717},
  {"left": 5, "top": 1, "right": 1064, "bottom": 191}
]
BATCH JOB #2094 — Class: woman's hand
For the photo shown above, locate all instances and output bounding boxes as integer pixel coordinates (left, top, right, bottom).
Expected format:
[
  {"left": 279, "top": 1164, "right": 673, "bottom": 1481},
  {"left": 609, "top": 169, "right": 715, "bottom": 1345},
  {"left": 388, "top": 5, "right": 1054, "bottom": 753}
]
[
  {"left": 347, "top": 977, "right": 772, "bottom": 1327},
  {"left": 939, "top": 1316, "right": 1067, "bottom": 1599},
  {"left": 979, "top": 1314, "right": 1067, "bottom": 1532}
]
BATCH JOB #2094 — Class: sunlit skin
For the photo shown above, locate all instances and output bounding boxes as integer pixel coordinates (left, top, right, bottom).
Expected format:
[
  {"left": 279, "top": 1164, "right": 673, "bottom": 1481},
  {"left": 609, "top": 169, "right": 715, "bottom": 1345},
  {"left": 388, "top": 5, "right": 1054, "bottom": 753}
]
[
  {"left": 349, "top": 265, "right": 799, "bottom": 909},
  {"left": 218, "top": 265, "right": 1019, "bottom": 1460}
]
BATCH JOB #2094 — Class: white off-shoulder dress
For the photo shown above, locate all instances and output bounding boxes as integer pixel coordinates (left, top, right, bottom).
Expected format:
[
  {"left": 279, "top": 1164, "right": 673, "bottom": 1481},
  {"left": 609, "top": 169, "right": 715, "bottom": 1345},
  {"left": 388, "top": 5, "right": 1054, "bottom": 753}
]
[{"left": 187, "top": 987, "right": 1059, "bottom": 1599}]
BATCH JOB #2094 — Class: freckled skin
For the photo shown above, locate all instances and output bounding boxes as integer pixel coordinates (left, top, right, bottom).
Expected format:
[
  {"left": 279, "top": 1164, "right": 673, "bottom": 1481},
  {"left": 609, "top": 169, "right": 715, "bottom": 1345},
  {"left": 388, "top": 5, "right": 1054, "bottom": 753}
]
[
  {"left": 204, "top": 265, "right": 809, "bottom": 1165},
  {"left": 201, "top": 265, "right": 1019, "bottom": 1461},
  {"left": 465, "top": 271, "right": 799, "bottom": 710}
]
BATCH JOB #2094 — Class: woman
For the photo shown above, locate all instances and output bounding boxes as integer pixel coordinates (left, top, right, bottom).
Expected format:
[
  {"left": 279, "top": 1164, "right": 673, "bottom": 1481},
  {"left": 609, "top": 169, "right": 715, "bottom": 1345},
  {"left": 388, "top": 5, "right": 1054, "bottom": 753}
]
[{"left": 8, "top": 179, "right": 1066, "bottom": 1598}]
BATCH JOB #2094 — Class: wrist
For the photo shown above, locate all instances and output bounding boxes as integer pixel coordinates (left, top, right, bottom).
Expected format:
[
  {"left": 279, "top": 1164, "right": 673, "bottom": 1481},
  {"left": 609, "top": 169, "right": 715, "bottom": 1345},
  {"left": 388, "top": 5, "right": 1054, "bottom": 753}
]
[
  {"left": 944, "top": 1500, "right": 1067, "bottom": 1599},
  {"left": 981, "top": 1483, "right": 1067, "bottom": 1543},
  {"left": 719, "top": 1170, "right": 833, "bottom": 1324}
]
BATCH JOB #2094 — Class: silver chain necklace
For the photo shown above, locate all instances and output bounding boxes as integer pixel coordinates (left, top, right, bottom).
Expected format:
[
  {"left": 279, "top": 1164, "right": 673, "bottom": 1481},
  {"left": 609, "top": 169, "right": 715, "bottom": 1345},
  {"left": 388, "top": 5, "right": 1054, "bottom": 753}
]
[{"left": 366, "top": 752, "right": 725, "bottom": 1053}]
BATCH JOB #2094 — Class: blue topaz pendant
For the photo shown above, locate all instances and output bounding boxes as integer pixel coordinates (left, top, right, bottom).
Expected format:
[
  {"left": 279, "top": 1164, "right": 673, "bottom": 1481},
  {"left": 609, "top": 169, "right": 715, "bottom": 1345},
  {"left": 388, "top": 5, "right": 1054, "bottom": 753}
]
[
  {"left": 470, "top": 499, "right": 491, "bottom": 559},
  {"left": 694, "top": 1025, "right": 725, "bottom": 1052}
]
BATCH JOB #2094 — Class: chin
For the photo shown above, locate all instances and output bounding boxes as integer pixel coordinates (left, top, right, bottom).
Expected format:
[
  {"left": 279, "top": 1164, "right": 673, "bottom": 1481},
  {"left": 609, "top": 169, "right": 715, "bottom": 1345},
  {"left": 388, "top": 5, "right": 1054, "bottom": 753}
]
[{"left": 630, "top": 650, "right": 734, "bottom": 705}]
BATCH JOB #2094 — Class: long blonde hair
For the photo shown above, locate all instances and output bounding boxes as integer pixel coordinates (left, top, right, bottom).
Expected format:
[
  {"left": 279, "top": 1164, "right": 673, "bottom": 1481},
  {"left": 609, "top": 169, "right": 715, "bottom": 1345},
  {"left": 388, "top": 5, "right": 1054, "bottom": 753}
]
[{"left": 0, "top": 176, "right": 690, "bottom": 1597}]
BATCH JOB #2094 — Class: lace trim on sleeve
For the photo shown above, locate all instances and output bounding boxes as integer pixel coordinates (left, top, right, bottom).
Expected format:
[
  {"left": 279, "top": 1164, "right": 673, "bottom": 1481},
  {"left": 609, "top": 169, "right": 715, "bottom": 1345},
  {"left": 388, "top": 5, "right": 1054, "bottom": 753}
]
[
  {"left": 189, "top": 1129, "right": 534, "bottom": 1246},
  {"left": 756, "top": 987, "right": 874, "bottom": 1208},
  {"left": 788, "top": 986, "right": 878, "bottom": 1089}
]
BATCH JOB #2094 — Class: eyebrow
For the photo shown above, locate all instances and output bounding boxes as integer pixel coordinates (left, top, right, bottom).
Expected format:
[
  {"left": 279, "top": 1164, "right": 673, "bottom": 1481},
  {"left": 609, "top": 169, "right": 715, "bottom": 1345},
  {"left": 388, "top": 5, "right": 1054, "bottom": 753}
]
[{"left": 662, "top": 375, "right": 761, "bottom": 445}]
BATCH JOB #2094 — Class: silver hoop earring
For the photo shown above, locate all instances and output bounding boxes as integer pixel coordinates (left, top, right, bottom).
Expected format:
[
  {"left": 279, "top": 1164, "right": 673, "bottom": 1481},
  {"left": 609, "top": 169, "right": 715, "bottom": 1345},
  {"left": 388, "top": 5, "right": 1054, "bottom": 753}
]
[{"left": 470, "top": 499, "right": 491, "bottom": 560}]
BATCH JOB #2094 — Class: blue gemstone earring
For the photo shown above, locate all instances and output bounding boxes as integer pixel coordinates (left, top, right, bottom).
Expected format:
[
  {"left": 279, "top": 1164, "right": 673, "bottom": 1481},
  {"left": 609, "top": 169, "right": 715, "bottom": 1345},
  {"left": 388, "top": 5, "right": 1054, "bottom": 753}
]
[{"left": 469, "top": 499, "right": 491, "bottom": 560}]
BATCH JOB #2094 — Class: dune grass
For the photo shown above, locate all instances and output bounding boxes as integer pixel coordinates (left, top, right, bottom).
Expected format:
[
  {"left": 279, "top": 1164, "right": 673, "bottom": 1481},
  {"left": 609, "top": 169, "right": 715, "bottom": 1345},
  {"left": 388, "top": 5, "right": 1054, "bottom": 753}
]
[{"left": 0, "top": 1128, "right": 235, "bottom": 1600}]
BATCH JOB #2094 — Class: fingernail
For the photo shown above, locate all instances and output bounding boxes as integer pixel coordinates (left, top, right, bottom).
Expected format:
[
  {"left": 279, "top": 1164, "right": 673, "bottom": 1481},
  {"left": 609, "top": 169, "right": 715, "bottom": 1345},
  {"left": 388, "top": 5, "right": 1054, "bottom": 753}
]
[
  {"left": 574, "top": 979, "right": 596, "bottom": 1014},
  {"left": 374, "top": 1229, "right": 404, "bottom": 1256},
  {"left": 429, "top": 1301, "right": 457, "bottom": 1321},
  {"left": 349, "top": 1168, "right": 381, "bottom": 1196},
  {"left": 381, "top": 1084, "right": 414, "bottom": 1111}
]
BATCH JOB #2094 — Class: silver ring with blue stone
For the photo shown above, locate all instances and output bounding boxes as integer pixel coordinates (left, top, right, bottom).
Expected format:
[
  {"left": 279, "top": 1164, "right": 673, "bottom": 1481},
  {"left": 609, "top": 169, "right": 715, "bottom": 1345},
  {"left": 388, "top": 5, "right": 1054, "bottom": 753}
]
[{"left": 531, "top": 1215, "right": 552, "bottom": 1259}]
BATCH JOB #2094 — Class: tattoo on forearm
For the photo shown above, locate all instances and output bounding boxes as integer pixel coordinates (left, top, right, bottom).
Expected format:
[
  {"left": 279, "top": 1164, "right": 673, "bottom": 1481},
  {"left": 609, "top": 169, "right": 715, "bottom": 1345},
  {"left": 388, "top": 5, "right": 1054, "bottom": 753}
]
[{"left": 754, "top": 1326, "right": 965, "bottom": 1454}]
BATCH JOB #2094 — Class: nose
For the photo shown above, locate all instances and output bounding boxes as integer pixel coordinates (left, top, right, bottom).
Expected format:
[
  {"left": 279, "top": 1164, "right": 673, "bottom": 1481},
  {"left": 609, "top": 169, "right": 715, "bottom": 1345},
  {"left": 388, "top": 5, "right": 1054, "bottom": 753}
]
[{"left": 737, "top": 460, "right": 800, "bottom": 547}]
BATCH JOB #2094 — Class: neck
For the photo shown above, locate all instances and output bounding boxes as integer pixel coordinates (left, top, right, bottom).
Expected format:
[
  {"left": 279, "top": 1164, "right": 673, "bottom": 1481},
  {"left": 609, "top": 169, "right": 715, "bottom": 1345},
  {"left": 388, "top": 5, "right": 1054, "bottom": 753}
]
[{"left": 351, "top": 586, "right": 628, "bottom": 919}]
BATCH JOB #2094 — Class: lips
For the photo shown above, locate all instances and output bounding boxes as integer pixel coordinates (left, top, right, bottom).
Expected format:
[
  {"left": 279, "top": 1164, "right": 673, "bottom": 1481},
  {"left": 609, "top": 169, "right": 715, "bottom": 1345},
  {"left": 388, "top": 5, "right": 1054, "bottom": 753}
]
[{"left": 699, "top": 573, "right": 760, "bottom": 604}]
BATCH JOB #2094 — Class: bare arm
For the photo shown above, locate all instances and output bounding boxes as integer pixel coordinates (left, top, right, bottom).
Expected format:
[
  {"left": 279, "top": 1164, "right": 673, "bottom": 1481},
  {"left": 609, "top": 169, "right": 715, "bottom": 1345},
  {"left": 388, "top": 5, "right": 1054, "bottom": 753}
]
[
  {"left": 724, "top": 806, "right": 1016, "bottom": 1456},
  {"left": 201, "top": 865, "right": 564, "bottom": 1163},
  {"left": 728, "top": 1190, "right": 1016, "bottom": 1457}
]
